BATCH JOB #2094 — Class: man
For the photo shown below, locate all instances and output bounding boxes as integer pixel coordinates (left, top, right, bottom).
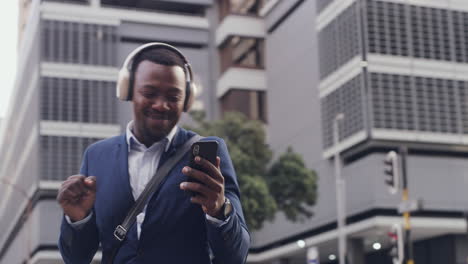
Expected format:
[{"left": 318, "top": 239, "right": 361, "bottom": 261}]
[{"left": 57, "top": 43, "right": 250, "bottom": 263}]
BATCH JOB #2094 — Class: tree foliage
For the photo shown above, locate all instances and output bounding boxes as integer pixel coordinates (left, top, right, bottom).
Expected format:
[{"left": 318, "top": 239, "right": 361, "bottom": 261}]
[{"left": 186, "top": 111, "right": 318, "bottom": 230}]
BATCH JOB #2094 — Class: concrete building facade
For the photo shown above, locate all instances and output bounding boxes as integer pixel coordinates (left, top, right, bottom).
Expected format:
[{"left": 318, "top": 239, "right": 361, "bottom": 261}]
[
  {"left": 0, "top": 0, "right": 216, "bottom": 263},
  {"left": 245, "top": 0, "right": 468, "bottom": 264},
  {"left": 2, "top": 0, "right": 468, "bottom": 264}
]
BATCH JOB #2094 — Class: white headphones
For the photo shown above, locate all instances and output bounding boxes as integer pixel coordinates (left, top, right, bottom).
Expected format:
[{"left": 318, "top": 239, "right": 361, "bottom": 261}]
[{"left": 116, "top": 42, "right": 196, "bottom": 112}]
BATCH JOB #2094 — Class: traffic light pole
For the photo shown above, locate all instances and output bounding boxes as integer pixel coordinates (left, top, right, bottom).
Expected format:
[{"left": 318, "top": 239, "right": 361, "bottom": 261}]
[
  {"left": 399, "top": 146, "right": 414, "bottom": 264},
  {"left": 333, "top": 114, "right": 346, "bottom": 264}
]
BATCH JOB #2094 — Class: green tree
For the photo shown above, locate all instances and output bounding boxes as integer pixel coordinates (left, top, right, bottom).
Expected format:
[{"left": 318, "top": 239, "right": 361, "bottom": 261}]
[
  {"left": 186, "top": 111, "right": 318, "bottom": 230},
  {"left": 267, "top": 147, "right": 318, "bottom": 221}
]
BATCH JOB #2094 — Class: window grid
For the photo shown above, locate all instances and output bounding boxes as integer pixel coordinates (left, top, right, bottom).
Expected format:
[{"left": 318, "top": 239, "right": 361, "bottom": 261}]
[
  {"left": 321, "top": 75, "right": 364, "bottom": 148},
  {"left": 40, "top": 136, "right": 100, "bottom": 181},
  {"left": 318, "top": 2, "right": 361, "bottom": 80},
  {"left": 41, "top": 20, "right": 118, "bottom": 66},
  {"left": 41, "top": 77, "right": 117, "bottom": 124},
  {"left": 367, "top": 1, "right": 467, "bottom": 62},
  {"left": 371, "top": 73, "right": 464, "bottom": 134}
]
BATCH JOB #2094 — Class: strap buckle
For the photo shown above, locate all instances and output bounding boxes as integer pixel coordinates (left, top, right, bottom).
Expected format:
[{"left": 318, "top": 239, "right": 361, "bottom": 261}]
[{"left": 113, "top": 225, "right": 127, "bottom": 242}]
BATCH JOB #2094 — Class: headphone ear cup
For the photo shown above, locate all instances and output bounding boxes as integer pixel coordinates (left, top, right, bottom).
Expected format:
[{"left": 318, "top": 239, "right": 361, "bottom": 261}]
[
  {"left": 184, "top": 82, "right": 196, "bottom": 112},
  {"left": 116, "top": 68, "right": 131, "bottom": 101}
]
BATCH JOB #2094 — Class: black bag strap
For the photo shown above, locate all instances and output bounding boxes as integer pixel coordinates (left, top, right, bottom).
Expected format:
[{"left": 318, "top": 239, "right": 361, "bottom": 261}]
[{"left": 107, "top": 134, "right": 203, "bottom": 263}]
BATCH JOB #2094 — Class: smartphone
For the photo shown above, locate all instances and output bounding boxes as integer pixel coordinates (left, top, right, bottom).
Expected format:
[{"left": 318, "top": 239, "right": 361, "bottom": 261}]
[{"left": 187, "top": 140, "right": 219, "bottom": 195}]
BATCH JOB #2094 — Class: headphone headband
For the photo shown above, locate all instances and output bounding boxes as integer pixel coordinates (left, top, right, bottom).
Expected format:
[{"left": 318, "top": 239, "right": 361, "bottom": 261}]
[
  {"left": 116, "top": 42, "right": 195, "bottom": 112},
  {"left": 122, "top": 42, "right": 189, "bottom": 73}
]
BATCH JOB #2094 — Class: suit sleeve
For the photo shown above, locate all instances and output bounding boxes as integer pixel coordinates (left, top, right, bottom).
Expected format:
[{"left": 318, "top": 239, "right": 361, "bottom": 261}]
[
  {"left": 205, "top": 138, "right": 251, "bottom": 264},
  {"left": 58, "top": 147, "right": 100, "bottom": 264}
]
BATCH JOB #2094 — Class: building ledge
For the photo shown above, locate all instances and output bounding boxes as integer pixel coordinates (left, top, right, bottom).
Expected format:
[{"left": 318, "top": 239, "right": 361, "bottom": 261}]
[
  {"left": 367, "top": 54, "right": 468, "bottom": 81},
  {"left": 217, "top": 67, "right": 266, "bottom": 98},
  {"left": 41, "top": 62, "right": 119, "bottom": 81},
  {"left": 40, "top": 1, "right": 209, "bottom": 28},
  {"left": 40, "top": 121, "right": 121, "bottom": 138},
  {"left": 216, "top": 14, "right": 265, "bottom": 47}
]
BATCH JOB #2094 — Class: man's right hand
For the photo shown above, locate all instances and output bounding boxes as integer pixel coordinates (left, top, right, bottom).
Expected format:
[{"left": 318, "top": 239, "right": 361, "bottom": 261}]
[{"left": 57, "top": 175, "right": 97, "bottom": 222}]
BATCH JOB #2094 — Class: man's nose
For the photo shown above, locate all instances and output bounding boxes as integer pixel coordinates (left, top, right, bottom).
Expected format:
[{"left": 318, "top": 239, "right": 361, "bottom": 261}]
[{"left": 151, "top": 97, "right": 169, "bottom": 111}]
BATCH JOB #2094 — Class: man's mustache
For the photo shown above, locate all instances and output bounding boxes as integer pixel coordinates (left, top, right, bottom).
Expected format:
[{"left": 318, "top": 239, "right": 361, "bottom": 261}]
[{"left": 144, "top": 110, "right": 171, "bottom": 120}]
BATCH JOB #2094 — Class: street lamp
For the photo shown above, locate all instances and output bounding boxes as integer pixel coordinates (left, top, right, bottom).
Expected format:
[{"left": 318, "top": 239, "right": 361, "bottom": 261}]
[{"left": 333, "top": 113, "right": 346, "bottom": 264}]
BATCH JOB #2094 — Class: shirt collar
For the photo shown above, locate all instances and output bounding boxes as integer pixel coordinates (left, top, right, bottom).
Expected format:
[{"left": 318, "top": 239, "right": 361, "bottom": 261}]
[{"left": 125, "top": 120, "right": 178, "bottom": 152}]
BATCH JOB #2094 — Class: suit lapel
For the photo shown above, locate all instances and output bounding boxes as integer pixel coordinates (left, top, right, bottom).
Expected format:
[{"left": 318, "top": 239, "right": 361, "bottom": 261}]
[{"left": 116, "top": 134, "right": 135, "bottom": 204}]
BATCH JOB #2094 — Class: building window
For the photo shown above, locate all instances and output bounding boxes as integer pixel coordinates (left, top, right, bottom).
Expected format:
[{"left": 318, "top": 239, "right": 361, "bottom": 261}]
[
  {"left": 318, "top": 2, "right": 361, "bottom": 80},
  {"left": 453, "top": 11, "right": 468, "bottom": 63},
  {"left": 321, "top": 75, "right": 364, "bottom": 148},
  {"left": 370, "top": 73, "right": 463, "bottom": 134},
  {"left": 367, "top": 1, "right": 467, "bottom": 62},
  {"left": 367, "top": 1, "right": 409, "bottom": 57},
  {"left": 41, "top": 20, "right": 118, "bottom": 66},
  {"left": 41, "top": 77, "right": 117, "bottom": 124},
  {"left": 219, "top": 37, "right": 265, "bottom": 73},
  {"left": 40, "top": 136, "right": 100, "bottom": 181},
  {"left": 220, "top": 89, "right": 267, "bottom": 123}
]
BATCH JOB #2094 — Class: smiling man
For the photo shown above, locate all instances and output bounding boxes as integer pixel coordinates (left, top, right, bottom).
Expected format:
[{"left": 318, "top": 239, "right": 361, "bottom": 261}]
[{"left": 57, "top": 43, "right": 250, "bottom": 264}]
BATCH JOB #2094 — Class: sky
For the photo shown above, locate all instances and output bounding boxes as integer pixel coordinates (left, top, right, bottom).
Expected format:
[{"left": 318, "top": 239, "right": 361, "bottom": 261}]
[{"left": 0, "top": 1, "right": 18, "bottom": 118}]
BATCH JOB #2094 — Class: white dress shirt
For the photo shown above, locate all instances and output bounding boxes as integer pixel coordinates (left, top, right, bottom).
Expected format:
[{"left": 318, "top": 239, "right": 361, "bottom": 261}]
[
  {"left": 126, "top": 121, "right": 177, "bottom": 238},
  {"left": 67, "top": 121, "right": 227, "bottom": 238}
]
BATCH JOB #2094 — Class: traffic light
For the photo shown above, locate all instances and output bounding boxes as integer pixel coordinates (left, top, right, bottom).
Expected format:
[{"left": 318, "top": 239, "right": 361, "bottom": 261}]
[
  {"left": 388, "top": 224, "right": 404, "bottom": 264},
  {"left": 384, "top": 151, "right": 400, "bottom": 194}
]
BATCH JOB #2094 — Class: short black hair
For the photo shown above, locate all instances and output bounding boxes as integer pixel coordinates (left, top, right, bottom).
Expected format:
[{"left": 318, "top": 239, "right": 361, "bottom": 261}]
[
  {"left": 130, "top": 47, "right": 186, "bottom": 74},
  {"left": 128, "top": 47, "right": 188, "bottom": 100}
]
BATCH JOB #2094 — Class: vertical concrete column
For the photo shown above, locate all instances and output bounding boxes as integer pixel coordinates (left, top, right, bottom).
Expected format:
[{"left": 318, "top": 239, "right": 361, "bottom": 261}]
[{"left": 348, "top": 238, "right": 365, "bottom": 264}]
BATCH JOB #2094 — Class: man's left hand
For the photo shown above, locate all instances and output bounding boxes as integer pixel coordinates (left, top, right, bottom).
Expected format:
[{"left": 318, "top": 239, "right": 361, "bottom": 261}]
[{"left": 180, "top": 156, "right": 225, "bottom": 219}]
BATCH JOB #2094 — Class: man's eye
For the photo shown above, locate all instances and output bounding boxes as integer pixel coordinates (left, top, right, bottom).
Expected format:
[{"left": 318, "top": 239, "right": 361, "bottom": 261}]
[
  {"left": 168, "top": 96, "right": 181, "bottom": 102},
  {"left": 142, "top": 92, "right": 155, "bottom": 98}
]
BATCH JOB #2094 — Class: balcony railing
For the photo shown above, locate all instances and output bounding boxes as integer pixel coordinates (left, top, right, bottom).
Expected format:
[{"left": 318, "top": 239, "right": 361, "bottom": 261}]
[{"left": 219, "top": 36, "right": 265, "bottom": 73}]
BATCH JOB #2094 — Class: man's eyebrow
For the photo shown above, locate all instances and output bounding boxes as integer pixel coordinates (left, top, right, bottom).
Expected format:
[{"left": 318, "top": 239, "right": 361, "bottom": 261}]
[{"left": 167, "top": 87, "right": 184, "bottom": 94}]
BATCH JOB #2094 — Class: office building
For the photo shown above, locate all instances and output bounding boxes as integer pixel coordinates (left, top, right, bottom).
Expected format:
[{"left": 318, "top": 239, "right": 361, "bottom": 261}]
[
  {"left": 245, "top": 0, "right": 468, "bottom": 264},
  {"left": 2, "top": 0, "right": 468, "bottom": 263},
  {"left": 0, "top": 0, "right": 215, "bottom": 263}
]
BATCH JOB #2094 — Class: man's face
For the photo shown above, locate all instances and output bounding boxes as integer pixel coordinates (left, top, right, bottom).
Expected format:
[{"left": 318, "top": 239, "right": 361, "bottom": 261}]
[{"left": 132, "top": 60, "right": 186, "bottom": 146}]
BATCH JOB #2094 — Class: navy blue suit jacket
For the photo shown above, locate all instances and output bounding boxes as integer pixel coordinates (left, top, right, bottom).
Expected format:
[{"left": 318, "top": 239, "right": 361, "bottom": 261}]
[{"left": 58, "top": 128, "right": 250, "bottom": 263}]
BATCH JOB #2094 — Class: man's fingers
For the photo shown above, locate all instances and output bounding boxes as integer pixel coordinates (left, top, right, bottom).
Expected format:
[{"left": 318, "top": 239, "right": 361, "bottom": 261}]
[
  {"left": 58, "top": 175, "right": 96, "bottom": 203},
  {"left": 189, "top": 195, "right": 217, "bottom": 212},
  {"left": 180, "top": 182, "right": 216, "bottom": 199},
  {"left": 193, "top": 156, "right": 224, "bottom": 183},
  {"left": 189, "top": 195, "right": 208, "bottom": 209},
  {"left": 67, "top": 174, "right": 86, "bottom": 181},
  {"left": 60, "top": 189, "right": 84, "bottom": 204},
  {"left": 182, "top": 167, "right": 222, "bottom": 192},
  {"left": 84, "top": 176, "right": 97, "bottom": 191},
  {"left": 64, "top": 189, "right": 80, "bottom": 200}
]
